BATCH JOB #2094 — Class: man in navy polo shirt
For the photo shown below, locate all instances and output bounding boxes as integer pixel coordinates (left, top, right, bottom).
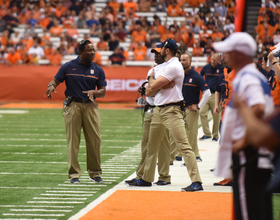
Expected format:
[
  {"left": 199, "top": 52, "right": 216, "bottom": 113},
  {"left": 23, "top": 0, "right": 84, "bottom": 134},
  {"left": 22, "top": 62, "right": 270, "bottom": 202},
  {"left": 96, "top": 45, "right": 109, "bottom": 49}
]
[
  {"left": 44, "top": 39, "right": 107, "bottom": 184},
  {"left": 180, "top": 53, "right": 211, "bottom": 161},
  {"left": 199, "top": 52, "right": 224, "bottom": 141}
]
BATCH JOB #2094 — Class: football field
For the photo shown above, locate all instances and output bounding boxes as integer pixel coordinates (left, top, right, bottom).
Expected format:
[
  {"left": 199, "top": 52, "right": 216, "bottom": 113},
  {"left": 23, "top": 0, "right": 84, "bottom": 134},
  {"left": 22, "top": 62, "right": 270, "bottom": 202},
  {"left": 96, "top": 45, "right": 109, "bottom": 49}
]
[
  {"left": 0, "top": 107, "right": 143, "bottom": 220},
  {"left": 0, "top": 106, "right": 279, "bottom": 220}
]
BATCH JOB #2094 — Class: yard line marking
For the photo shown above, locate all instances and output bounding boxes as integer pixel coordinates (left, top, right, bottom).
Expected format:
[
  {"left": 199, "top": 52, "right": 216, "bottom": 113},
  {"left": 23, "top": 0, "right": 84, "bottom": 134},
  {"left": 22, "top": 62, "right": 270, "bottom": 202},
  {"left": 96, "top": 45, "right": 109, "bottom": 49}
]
[
  {"left": 45, "top": 191, "right": 97, "bottom": 193},
  {"left": 2, "top": 152, "right": 64, "bottom": 155},
  {"left": 0, "top": 205, "right": 74, "bottom": 208},
  {"left": 58, "top": 184, "right": 104, "bottom": 188},
  {"left": 27, "top": 201, "right": 84, "bottom": 204},
  {"left": 0, "top": 110, "right": 29, "bottom": 114},
  {"left": 0, "top": 186, "right": 99, "bottom": 190},
  {"left": 0, "top": 218, "right": 57, "bottom": 220},
  {"left": 33, "top": 197, "right": 87, "bottom": 200},
  {"left": 3, "top": 213, "right": 64, "bottom": 217},
  {"left": 41, "top": 194, "right": 93, "bottom": 197},
  {"left": 10, "top": 209, "right": 72, "bottom": 212},
  {"left": 0, "top": 161, "right": 68, "bottom": 164},
  {"left": 0, "top": 133, "right": 64, "bottom": 136},
  {"left": 0, "top": 172, "right": 66, "bottom": 175}
]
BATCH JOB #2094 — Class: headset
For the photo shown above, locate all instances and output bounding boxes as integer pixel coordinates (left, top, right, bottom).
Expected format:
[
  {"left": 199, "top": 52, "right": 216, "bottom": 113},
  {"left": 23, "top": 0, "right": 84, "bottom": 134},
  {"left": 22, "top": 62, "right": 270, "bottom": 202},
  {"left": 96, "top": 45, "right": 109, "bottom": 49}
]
[
  {"left": 135, "top": 81, "right": 148, "bottom": 103},
  {"left": 164, "top": 38, "right": 171, "bottom": 49}
]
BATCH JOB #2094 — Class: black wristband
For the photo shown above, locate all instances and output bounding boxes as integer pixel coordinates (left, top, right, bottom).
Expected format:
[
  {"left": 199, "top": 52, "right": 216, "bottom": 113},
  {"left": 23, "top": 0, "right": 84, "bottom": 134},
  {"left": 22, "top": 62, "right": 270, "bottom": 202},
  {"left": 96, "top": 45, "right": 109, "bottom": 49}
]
[
  {"left": 272, "top": 61, "right": 278, "bottom": 65},
  {"left": 197, "top": 105, "right": 200, "bottom": 110}
]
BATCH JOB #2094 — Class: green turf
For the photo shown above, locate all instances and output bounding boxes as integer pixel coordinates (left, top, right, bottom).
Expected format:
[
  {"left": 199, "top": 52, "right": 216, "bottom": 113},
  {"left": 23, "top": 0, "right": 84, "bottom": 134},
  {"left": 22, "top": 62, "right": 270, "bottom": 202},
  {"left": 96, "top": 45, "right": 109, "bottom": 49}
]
[
  {"left": 1, "top": 108, "right": 280, "bottom": 219},
  {"left": 0, "top": 108, "right": 143, "bottom": 219}
]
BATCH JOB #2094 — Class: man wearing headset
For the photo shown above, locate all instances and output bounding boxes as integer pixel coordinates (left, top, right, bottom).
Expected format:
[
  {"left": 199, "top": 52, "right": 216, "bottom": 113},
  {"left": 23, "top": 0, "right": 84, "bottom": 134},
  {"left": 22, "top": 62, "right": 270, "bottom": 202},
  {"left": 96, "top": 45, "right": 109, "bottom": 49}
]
[
  {"left": 44, "top": 39, "right": 107, "bottom": 184},
  {"left": 126, "top": 47, "right": 173, "bottom": 186},
  {"left": 128, "top": 39, "right": 203, "bottom": 191}
]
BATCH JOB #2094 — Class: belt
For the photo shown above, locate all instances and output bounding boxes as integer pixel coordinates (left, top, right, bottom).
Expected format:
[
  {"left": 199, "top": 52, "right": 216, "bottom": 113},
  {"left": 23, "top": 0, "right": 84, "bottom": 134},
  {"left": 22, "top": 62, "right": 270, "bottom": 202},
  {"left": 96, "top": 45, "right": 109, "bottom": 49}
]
[
  {"left": 73, "top": 99, "right": 91, "bottom": 103},
  {"left": 157, "top": 101, "right": 182, "bottom": 108}
]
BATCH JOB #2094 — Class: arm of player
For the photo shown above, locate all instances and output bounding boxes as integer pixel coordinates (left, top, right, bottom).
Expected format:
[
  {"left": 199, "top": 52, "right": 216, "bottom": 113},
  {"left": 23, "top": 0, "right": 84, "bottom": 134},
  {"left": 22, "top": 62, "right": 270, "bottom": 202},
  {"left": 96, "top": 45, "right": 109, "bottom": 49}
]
[
  {"left": 148, "top": 75, "right": 171, "bottom": 91},
  {"left": 83, "top": 86, "right": 106, "bottom": 101},
  {"left": 214, "top": 91, "right": 221, "bottom": 114},
  {"left": 198, "top": 89, "right": 211, "bottom": 110},
  {"left": 233, "top": 94, "right": 280, "bottom": 152},
  {"left": 268, "top": 51, "right": 280, "bottom": 81},
  {"left": 44, "top": 78, "right": 61, "bottom": 99}
]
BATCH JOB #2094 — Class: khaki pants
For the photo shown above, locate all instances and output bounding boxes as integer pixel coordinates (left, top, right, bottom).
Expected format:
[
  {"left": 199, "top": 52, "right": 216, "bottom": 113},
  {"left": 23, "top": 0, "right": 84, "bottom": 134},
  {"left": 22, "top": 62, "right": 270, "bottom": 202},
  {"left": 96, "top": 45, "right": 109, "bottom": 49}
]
[
  {"left": 185, "top": 108, "right": 200, "bottom": 157},
  {"left": 142, "top": 105, "right": 202, "bottom": 183},
  {"left": 170, "top": 108, "right": 200, "bottom": 160},
  {"left": 136, "top": 109, "right": 171, "bottom": 182},
  {"left": 64, "top": 101, "right": 102, "bottom": 179},
  {"left": 199, "top": 93, "right": 221, "bottom": 139}
]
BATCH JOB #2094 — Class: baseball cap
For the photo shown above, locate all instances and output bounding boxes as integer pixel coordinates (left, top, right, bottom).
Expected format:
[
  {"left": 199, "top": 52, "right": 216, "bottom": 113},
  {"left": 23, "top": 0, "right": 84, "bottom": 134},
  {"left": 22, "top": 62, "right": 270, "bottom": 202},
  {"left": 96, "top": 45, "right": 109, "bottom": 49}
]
[
  {"left": 151, "top": 47, "right": 161, "bottom": 53},
  {"left": 212, "top": 32, "right": 257, "bottom": 57},
  {"left": 156, "top": 39, "right": 178, "bottom": 51}
]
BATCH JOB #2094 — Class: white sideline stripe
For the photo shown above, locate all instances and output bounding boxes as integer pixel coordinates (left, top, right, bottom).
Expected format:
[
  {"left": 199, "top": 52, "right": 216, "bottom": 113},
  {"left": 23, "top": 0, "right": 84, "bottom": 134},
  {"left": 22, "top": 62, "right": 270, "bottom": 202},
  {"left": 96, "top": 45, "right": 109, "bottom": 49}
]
[
  {"left": 10, "top": 209, "right": 72, "bottom": 212},
  {"left": 0, "top": 110, "right": 29, "bottom": 114},
  {"left": 3, "top": 213, "right": 64, "bottom": 217},
  {"left": 33, "top": 197, "right": 87, "bottom": 200},
  {"left": 0, "top": 205, "right": 74, "bottom": 208},
  {"left": 27, "top": 201, "right": 84, "bottom": 204},
  {"left": 41, "top": 194, "right": 93, "bottom": 197}
]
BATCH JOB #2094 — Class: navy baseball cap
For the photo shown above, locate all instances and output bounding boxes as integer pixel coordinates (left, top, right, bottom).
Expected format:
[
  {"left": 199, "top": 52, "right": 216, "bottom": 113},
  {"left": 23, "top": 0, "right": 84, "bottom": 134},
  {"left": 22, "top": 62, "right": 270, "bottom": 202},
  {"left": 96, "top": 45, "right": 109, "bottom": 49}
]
[{"left": 156, "top": 39, "right": 178, "bottom": 51}]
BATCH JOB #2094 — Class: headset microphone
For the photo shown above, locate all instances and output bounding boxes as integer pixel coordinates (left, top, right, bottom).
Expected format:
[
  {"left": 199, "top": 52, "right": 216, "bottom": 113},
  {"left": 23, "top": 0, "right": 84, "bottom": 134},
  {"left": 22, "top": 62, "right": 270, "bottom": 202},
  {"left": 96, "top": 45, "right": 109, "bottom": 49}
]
[{"left": 135, "top": 81, "right": 148, "bottom": 103}]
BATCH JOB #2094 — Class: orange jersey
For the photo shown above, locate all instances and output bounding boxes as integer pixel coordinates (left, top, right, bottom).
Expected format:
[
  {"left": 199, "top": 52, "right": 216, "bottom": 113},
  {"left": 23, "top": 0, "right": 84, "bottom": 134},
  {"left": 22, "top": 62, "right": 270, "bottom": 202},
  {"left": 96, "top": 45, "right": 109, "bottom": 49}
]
[
  {"left": 167, "top": 5, "right": 181, "bottom": 16},
  {"left": 48, "top": 52, "right": 62, "bottom": 65},
  {"left": 6, "top": 52, "right": 21, "bottom": 64},
  {"left": 222, "top": 68, "right": 236, "bottom": 109},
  {"left": 271, "top": 75, "right": 280, "bottom": 106},
  {"left": 123, "top": 1, "right": 138, "bottom": 12},
  {"left": 94, "top": 52, "right": 102, "bottom": 66},
  {"left": 49, "top": 26, "right": 63, "bottom": 37},
  {"left": 131, "top": 30, "right": 147, "bottom": 42},
  {"left": 133, "top": 47, "right": 146, "bottom": 60}
]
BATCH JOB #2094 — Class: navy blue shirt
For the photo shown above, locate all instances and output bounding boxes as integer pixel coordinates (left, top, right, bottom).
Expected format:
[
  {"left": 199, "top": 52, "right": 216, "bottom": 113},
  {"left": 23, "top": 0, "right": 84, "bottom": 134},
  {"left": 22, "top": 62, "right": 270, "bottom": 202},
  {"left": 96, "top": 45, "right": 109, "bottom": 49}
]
[
  {"left": 216, "top": 73, "right": 226, "bottom": 103},
  {"left": 200, "top": 63, "right": 224, "bottom": 93},
  {"left": 55, "top": 56, "right": 107, "bottom": 100},
  {"left": 182, "top": 67, "right": 209, "bottom": 106},
  {"left": 259, "top": 66, "right": 275, "bottom": 90}
]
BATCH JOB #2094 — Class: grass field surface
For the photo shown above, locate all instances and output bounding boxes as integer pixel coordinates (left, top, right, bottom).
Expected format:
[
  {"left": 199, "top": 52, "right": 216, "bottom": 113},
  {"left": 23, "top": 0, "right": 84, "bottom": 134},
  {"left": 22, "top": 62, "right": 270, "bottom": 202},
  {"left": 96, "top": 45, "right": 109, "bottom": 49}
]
[
  {"left": 0, "top": 108, "right": 144, "bottom": 220},
  {"left": 0, "top": 108, "right": 279, "bottom": 220}
]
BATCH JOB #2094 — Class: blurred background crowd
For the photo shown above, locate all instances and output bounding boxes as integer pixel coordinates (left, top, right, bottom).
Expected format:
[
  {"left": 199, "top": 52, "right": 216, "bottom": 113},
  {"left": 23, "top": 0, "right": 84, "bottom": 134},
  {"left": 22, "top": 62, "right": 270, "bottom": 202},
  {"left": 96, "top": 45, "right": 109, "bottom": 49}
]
[{"left": 0, "top": 0, "right": 279, "bottom": 66}]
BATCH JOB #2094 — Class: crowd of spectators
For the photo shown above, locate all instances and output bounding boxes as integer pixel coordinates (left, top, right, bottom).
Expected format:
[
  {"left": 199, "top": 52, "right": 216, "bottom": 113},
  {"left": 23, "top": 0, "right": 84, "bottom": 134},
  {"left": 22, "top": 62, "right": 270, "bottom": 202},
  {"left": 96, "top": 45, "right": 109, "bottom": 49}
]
[{"left": 0, "top": 0, "right": 278, "bottom": 67}]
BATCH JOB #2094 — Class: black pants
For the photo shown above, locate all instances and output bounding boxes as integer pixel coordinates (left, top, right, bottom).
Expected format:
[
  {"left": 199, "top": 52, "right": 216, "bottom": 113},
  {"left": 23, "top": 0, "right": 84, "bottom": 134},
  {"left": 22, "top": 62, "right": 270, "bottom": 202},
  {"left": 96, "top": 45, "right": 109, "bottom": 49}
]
[{"left": 232, "top": 146, "right": 273, "bottom": 220}]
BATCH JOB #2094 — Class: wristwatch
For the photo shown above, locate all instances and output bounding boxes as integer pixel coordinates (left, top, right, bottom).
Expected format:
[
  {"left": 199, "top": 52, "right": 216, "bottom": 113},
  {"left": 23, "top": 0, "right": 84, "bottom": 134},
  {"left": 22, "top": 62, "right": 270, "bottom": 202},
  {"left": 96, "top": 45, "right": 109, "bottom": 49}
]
[
  {"left": 48, "top": 83, "right": 55, "bottom": 87},
  {"left": 197, "top": 105, "right": 200, "bottom": 110}
]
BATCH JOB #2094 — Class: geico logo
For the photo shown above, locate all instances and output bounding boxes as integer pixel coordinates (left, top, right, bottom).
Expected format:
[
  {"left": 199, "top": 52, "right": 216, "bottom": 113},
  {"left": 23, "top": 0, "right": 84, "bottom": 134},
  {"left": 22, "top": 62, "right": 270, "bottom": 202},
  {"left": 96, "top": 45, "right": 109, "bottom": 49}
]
[{"left": 106, "top": 79, "right": 146, "bottom": 91}]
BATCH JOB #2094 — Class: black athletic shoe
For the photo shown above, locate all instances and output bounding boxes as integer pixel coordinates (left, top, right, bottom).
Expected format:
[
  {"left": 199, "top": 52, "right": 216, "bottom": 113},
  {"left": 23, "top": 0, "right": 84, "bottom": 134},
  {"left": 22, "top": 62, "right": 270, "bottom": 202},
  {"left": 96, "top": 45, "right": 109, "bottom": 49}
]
[
  {"left": 70, "top": 178, "right": 80, "bottom": 184},
  {"left": 181, "top": 182, "right": 203, "bottom": 192},
  {"left": 90, "top": 176, "right": 104, "bottom": 183},
  {"left": 175, "top": 156, "right": 182, "bottom": 161},
  {"left": 128, "top": 178, "right": 151, "bottom": 187},
  {"left": 196, "top": 156, "right": 202, "bottom": 162},
  {"left": 199, "top": 135, "right": 211, "bottom": 140},
  {"left": 125, "top": 178, "right": 137, "bottom": 184},
  {"left": 154, "top": 180, "right": 171, "bottom": 186},
  {"left": 212, "top": 137, "right": 218, "bottom": 141}
]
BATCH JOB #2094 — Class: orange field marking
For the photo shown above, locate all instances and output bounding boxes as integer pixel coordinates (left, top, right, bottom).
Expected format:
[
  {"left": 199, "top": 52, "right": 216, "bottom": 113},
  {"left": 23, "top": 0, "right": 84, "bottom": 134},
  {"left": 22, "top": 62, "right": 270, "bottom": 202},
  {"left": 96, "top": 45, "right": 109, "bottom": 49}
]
[{"left": 79, "top": 190, "right": 233, "bottom": 220}]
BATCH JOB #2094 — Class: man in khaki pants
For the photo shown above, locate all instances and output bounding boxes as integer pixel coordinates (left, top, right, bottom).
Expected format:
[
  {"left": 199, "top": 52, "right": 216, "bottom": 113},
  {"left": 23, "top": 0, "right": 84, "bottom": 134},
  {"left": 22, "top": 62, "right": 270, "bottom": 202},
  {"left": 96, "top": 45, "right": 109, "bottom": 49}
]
[
  {"left": 125, "top": 47, "right": 171, "bottom": 186},
  {"left": 199, "top": 53, "right": 224, "bottom": 141},
  {"left": 128, "top": 39, "right": 203, "bottom": 192},
  {"left": 45, "top": 39, "right": 106, "bottom": 184},
  {"left": 181, "top": 53, "right": 211, "bottom": 161}
]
